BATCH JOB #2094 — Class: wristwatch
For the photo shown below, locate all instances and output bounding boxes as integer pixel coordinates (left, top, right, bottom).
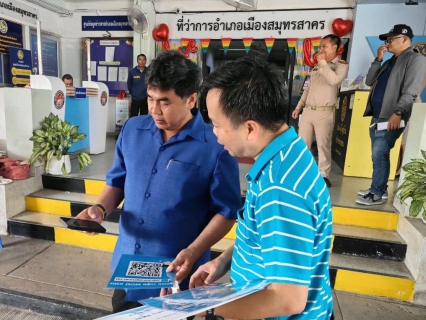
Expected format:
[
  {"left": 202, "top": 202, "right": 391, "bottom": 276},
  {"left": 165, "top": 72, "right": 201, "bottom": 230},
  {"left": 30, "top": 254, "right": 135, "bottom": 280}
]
[
  {"left": 205, "top": 308, "right": 224, "bottom": 320},
  {"left": 394, "top": 110, "right": 403, "bottom": 116},
  {"left": 375, "top": 57, "right": 383, "bottom": 62}
]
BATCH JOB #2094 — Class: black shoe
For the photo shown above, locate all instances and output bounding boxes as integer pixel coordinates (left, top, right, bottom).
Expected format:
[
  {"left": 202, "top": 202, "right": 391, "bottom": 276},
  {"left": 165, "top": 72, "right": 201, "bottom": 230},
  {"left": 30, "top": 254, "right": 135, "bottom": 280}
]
[{"left": 323, "top": 177, "right": 331, "bottom": 187}]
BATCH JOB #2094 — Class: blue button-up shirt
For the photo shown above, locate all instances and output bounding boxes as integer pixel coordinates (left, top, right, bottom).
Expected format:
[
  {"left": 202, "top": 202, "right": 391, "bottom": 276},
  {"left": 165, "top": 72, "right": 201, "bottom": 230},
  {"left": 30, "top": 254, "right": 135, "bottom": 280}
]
[
  {"left": 127, "top": 66, "right": 148, "bottom": 100},
  {"left": 106, "top": 109, "right": 241, "bottom": 301}
]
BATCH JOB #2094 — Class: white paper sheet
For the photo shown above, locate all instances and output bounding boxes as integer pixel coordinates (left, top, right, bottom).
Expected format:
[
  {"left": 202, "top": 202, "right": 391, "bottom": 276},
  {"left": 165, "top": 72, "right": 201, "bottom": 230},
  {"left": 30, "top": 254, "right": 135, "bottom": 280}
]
[
  {"left": 97, "top": 66, "right": 107, "bottom": 81},
  {"left": 105, "top": 47, "right": 115, "bottom": 62},
  {"left": 118, "top": 67, "right": 128, "bottom": 82},
  {"left": 377, "top": 120, "right": 405, "bottom": 131},
  {"left": 90, "top": 61, "right": 97, "bottom": 76},
  {"left": 108, "top": 67, "right": 118, "bottom": 82}
]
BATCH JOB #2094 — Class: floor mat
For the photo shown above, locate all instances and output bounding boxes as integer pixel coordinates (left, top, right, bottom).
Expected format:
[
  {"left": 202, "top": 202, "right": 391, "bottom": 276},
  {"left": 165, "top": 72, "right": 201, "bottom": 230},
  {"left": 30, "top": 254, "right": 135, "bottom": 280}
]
[{"left": 0, "top": 304, "right": 63, "bottom": 320}]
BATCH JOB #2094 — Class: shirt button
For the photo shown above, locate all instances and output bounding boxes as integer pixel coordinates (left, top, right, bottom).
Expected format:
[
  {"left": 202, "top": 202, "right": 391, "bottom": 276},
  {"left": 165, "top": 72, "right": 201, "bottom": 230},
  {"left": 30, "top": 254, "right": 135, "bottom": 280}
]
[
  {"left": 139, "top": 219, "right": 144, "bottom": 224},
  {"left": 145, "top": 192, "right": 151, "bottom": 198},
  {"left": 135, "top": 243, "right": 141, "bottom": 249},
  {"left": 152, "top": 169, "right": 157, "bottom": 174},
  {"left": 160, "top": 146, "right": 165, "bottom": 151}
]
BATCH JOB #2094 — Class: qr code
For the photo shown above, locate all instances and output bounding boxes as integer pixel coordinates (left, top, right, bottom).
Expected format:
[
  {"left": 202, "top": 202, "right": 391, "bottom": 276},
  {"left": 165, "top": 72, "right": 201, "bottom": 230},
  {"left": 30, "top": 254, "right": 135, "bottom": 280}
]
[{"left": 126, "top": 261, "right": 163, "bottom": 277}]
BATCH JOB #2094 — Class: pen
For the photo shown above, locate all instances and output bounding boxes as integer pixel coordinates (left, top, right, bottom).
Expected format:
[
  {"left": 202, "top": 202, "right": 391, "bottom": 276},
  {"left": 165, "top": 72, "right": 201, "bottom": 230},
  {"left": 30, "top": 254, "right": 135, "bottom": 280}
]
[{"left": 166, "top": 159, "right": 173, "bottom": 169}]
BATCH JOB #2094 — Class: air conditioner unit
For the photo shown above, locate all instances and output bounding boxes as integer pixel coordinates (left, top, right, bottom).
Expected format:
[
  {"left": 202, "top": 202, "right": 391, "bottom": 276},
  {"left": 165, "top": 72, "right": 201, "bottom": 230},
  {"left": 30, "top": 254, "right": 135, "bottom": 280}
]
[{"left": 222, "top": 0, "right": 257, "bottom": 11}]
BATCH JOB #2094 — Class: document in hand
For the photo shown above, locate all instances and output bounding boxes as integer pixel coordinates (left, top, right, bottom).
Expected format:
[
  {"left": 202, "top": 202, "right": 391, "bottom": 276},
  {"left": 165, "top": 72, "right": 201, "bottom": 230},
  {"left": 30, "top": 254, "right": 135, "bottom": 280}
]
[
  {"left": 96, "top": 281, "right": 269, "bottom": 320},
  {"left": 376, "top": 120, "right": 405, "bottom": 131},
  {"left": 107, "top": 254, "right": 176, "bottom": 290}
]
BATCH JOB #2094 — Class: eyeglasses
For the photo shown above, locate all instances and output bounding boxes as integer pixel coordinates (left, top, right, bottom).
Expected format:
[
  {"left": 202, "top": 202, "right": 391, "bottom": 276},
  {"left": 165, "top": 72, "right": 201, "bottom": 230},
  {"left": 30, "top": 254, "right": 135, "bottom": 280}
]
[{"left": 385, "top": 36, "right": 404, "bottom": 44}]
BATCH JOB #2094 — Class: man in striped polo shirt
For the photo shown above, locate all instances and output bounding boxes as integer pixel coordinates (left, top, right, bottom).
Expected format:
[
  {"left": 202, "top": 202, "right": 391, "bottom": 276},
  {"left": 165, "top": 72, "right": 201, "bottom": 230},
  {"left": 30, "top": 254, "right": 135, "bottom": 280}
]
[{"left": 190, "top": 57, "right": 334, "bottom": 320}]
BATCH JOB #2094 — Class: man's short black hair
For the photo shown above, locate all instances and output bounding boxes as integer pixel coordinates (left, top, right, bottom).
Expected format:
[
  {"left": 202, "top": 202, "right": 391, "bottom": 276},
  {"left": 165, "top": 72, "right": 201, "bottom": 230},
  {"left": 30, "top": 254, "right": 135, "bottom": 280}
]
[
  {"left": 146, "top": 51, "right": 201, "bottom": 100},
  {"left": 322, "top": 34, "right": 342, "bottom": 51},
  {"left": 137, "top": 54, "right": 146, "bottom": 60},
  {"left": 202, "top": 57, "right": 288, "bottom": 132},
  {"left": 62, "top": 74, "right": 73, "bottom": 81}
]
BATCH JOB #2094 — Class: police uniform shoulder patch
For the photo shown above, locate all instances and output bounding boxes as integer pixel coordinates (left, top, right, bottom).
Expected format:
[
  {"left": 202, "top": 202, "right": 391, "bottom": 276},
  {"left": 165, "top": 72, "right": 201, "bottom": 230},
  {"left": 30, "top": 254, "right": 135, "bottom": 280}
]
[{"left": 339, "top": 60, "right": 348, "bottom": 64}]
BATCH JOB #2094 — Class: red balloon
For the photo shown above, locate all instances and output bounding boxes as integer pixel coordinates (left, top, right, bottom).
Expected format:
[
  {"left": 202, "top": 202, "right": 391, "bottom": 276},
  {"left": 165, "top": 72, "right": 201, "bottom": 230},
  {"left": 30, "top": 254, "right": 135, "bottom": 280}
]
[
  {"left": 337, "top": 44, "right": 345, "bottom": 55},
  {"left": 162, "top": 40, "right": 170, "bottom": 51},
  {"left": 332, "top": 18, "right": 353, "bottom": 38},
  {"left": 187, "top": 39, "right": 198, "bottom": 53},
  {"left": 152, "top": 24, "right": 169, "bottom": 42},
  {"left": 177, "top": 47, "right": 189, "bottom": 57}
]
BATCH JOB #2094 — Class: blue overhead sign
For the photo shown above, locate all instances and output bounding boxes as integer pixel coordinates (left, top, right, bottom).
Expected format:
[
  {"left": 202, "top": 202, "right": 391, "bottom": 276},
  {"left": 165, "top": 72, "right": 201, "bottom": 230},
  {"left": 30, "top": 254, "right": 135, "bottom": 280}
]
[{"left": 81, "top": 16, "right": 132, "bottom": 31}]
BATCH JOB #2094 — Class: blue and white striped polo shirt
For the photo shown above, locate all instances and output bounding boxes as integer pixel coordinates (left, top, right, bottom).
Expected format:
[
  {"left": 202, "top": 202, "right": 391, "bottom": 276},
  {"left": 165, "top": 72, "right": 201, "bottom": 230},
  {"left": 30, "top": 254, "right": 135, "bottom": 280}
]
[{"left": 230, "top": 127, "right": 333, "bottom": 320}]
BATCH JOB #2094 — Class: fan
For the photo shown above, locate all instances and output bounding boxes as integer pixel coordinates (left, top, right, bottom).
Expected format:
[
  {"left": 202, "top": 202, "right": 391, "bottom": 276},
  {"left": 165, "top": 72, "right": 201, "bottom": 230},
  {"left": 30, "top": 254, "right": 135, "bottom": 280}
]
[
  {"left": 127, "top": 6, "right": 149, "bottom": 39},
  {"left": 222, "top": 0, "right": 257, "bottom": 11}
]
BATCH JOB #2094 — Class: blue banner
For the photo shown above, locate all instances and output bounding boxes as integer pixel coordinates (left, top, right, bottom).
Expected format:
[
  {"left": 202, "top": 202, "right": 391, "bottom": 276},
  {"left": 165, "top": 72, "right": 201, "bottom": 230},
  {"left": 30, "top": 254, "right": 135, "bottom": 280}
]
[
  {"left": 31, "top": 35, "right": 58, "bottom": 77},
  {"left": 0, "top": 19, "right": 23, "bottom": 55},
  {"left": 82, "top": 16, "right": 132, "bottom": 31},
  {"left": 75, "top": 87, "right": 87, "bottom": 99},
  {"left": 8, "top": 46, "right": 31, "bottom": 86}
]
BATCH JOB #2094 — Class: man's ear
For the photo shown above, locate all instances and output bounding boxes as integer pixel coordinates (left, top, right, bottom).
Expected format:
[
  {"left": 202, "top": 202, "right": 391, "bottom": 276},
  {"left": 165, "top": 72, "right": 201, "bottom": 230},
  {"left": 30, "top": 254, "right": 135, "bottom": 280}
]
[
  {"left": 245, "top": 120, "right": 260, "bottom": 141},
  {"left": 186, "top": 93, "right": 198, "bottom": 109}
]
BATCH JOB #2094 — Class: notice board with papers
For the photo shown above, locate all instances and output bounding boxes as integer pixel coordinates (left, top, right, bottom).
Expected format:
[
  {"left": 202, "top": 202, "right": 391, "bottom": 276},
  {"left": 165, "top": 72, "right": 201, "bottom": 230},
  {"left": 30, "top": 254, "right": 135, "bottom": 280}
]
[{"left": 85, "top": 38, "right": 133, "bottom": 95}]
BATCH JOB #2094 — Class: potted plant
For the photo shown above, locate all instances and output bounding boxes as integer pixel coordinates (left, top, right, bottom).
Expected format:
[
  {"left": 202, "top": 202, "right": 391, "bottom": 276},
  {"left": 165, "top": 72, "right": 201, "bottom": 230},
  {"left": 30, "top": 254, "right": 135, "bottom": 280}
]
[
  {"left": 397, "top": 150, "right": 426, "bottom": 223},
  {"left": 28, "top": 113, "right": 92, "bottom": 175}
]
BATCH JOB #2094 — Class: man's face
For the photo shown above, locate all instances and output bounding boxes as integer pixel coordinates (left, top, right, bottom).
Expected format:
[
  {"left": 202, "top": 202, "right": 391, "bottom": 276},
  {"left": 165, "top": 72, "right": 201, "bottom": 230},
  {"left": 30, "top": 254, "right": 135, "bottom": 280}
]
[
  {"left": 63, "top": 78, "right": 73, "bottom": 87},
  {"left": 137, "top": 56, "right": 146, "bottom": 69},
  {"left": 319, "top": 38, "right": 337, "bottom": 61},
  {"left": 147, "top": 87, "right": 196, "bottom": 133},
  {"left": 385, "top": 35, "right": 406, "bottom": 54},
  {"left": 206, "top": 88, "right": 248, "bottom": 158}
]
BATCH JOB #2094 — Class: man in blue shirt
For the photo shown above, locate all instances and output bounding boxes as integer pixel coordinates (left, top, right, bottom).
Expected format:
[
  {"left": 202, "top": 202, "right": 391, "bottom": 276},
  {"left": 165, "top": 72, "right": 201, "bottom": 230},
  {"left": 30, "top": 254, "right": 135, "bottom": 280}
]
[
  {"left": 76, "top": 51, "right": 241, "bottom": 313},
  {"left": 127, "top": 54, "right": 148, "bottom": 117},
  {"left": 190, "top": 58, "right": 333, "bottom": 320}
]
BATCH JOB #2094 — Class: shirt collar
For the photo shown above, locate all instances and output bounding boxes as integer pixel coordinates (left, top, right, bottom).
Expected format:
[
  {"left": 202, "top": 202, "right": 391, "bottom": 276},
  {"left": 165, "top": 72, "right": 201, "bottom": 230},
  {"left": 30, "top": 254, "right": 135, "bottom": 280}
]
[
  {"left": 137, "top": 108, "right": 206, "bottom": 143},
  {"left": 246, "top": 127, "right": 298, "bottom": 182}
]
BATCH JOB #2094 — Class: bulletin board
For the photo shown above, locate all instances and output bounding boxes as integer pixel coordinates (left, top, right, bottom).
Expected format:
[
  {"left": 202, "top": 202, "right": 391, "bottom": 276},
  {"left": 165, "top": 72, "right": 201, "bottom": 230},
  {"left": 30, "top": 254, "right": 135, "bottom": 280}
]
[{"left": 87, "top": 37, "right": 134, "bottom": 95}]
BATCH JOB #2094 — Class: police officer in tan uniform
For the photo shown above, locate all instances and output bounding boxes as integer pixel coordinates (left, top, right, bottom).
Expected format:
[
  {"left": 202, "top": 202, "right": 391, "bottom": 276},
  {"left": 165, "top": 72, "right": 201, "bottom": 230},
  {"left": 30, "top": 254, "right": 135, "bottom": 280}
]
[{"left": 292, "top": 34, "right": 349, "bottom": 187}]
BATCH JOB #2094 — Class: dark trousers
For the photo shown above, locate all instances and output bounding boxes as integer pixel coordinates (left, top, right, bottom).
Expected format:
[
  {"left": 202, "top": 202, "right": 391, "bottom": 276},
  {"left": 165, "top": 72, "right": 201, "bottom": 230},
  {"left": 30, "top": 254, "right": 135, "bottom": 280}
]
[
  {"left": 112, "top": 289, "right": 142, "bottom": 314},
  {"left": 130, "top": 98, "right": 148, "bottom": 117}
]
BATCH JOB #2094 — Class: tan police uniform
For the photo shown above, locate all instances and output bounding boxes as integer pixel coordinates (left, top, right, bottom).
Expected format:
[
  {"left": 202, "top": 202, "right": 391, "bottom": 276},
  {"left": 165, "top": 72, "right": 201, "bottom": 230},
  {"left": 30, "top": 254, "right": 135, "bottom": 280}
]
[{"left": 295, "top": 57, "right": 349, "bottom": 179}]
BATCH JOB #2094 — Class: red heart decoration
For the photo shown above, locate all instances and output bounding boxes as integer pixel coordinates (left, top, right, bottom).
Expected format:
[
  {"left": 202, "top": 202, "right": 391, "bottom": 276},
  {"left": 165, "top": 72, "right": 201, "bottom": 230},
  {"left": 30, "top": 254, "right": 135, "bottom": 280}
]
[
  {"left": 332, "top": 18, "right": 353, "bottom": 38},
  {"left": 152, "top": 23, "right": 169, "bottom": 42}
]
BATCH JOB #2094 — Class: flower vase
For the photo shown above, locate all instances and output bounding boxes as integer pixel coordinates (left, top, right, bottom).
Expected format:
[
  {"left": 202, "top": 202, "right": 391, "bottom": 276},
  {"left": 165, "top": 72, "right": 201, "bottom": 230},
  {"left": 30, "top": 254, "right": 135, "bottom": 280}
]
[{"left": 48, "top": 155, "right": 71, "bottom": 175}]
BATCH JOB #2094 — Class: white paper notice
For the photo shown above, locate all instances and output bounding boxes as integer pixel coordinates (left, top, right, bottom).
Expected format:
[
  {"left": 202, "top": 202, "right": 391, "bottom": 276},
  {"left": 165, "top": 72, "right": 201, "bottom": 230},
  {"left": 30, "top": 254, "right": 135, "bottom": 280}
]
[
  {"left": 118, "top": 67, "right": 128, "bottom": 82},
  {"left": 105, "top": 47, "right": 115, "bottom": 62},
  {"left": 108, "top": 67, "right": 118, "bottom": 82},
  {"left": 90, "top": 61, "right": 97, "bottom": 76},
  {"left": 98, "top": 66, "right": 107, "bottom": 81}
]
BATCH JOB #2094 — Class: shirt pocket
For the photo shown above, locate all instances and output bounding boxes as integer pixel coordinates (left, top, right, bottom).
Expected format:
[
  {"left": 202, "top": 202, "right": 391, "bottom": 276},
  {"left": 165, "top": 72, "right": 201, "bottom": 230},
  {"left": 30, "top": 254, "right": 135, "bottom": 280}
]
[{"left": 164, "top": 159, "right": 203, "bottom": 192}]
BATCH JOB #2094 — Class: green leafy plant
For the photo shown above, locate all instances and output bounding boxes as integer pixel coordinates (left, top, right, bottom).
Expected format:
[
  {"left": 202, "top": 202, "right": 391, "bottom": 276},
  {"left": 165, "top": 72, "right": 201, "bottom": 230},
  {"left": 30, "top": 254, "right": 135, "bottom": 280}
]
[
  {"left": 28, "top": 113, "right": 92, "bottom": 175},
  {"left": 397, "top": 150, "right": 426, "bottom": 220}
]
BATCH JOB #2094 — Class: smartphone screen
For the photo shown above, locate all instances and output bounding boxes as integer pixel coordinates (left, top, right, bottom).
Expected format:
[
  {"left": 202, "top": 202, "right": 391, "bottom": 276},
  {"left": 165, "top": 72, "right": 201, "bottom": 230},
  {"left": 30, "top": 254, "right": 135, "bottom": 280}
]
[{"left": 59, "top": 217, "right": 106, "bottom": 233}]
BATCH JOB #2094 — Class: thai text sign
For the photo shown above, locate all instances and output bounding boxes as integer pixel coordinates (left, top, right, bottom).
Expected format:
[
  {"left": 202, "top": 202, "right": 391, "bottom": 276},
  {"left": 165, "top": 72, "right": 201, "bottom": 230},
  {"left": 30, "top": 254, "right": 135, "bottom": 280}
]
[
  {"left": 9, "top": 46, "right": 31, "bottom": 86},
  {"left": 82, "top": 16, "right": 133, "bottom": 31},
  {"left": 156, "top": 9, "right": 352, "bottom": 39},
  {"left": 0, "top": 0, "right": 38, "bottom": 24},
  {"left": 0, "top": 18, "right": 22, "bottom": 55}
]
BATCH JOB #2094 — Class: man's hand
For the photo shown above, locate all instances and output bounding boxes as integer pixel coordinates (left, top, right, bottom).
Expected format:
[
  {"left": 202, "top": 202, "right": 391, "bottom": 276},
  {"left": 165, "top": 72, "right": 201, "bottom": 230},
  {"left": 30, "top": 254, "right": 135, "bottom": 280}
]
[
  {"left": 292, "top": 109, "right": 301, "bottom": 119},
  {"left": 377, "top": 44, "right": 387, "bottom": 60},
  {"left": 316, "top": 51, "right": 325, "bottom": 62},
  {"left": 74, "top": 206, "right": 103, "bottom": 235},
  {"left": 387, "top": 114, "right": 402, "bottom": 130},
  {"left": 166, "top": 248, "right": 197, "bottom": 284},
  {"left": 189, "top": 258, "right": 228, "bottom": 288}
]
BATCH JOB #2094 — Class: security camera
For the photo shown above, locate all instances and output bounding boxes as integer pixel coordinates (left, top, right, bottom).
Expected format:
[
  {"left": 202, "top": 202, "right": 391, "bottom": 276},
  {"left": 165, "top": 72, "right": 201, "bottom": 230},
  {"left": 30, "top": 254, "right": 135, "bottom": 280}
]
[{"left": 175, "top": 7, "right": 183, "bottom": 14}]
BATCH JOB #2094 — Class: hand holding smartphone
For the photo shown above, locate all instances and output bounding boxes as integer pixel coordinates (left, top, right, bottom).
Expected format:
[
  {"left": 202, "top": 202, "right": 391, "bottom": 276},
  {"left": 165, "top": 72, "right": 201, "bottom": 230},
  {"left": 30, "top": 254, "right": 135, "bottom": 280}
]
[{"left": 59, "top": 217, "right": 106, "bottom": 233}]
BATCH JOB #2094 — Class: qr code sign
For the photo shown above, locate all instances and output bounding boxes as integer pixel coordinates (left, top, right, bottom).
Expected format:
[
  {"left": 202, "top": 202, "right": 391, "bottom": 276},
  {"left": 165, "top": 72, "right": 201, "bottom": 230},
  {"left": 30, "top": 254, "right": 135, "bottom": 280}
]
[{"left": 126, "top": 261, "right": 163, "bottom": 277}]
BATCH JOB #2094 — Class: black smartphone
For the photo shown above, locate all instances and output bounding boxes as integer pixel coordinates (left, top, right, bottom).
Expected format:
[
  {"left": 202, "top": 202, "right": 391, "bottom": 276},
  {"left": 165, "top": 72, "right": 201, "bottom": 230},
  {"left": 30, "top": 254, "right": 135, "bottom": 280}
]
[{"left": 59, "top": 217, "right": 106, "bottom": 233}]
